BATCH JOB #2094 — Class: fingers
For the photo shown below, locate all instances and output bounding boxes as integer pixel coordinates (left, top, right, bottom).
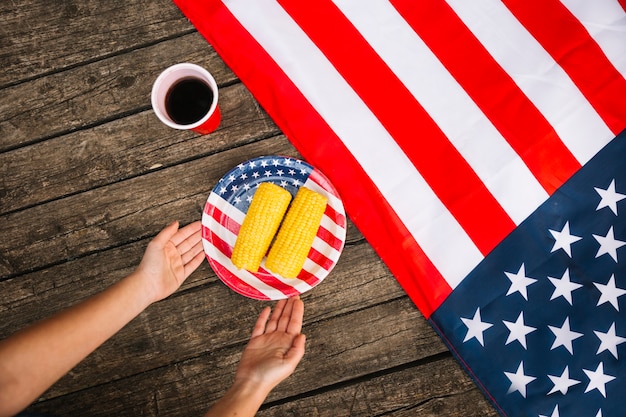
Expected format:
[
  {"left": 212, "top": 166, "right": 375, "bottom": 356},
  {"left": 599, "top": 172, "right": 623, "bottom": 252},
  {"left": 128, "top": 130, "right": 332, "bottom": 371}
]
[
  {"left": 183, "top": 250, "right": 206, "bottom": 280},
  {"left": 265, "top": 299, "right": 287, "bottom": 333},
  {"left": 265, "top": 297, "right": 304, "bottom": 335},
  {"left": 152, "top": 221, "right": 201, "bottom": 251},
  {"left": 251, "top": 306, "right": 271, "bottom": 338},
  {"left": 152, "top": 221, "right": 180, "bottom": 245},
  {"left": 171, "top": 221, "right": 202, "bottom": 247},
  {"left": 286, "top": 298, "right": 304, "bottom": 335},
  {"left": 276, "top": 297, "right": 296, "bottom": 333},
  {"left": 285, "top": 333, "right": 306, "bottom": 364},
  {"left": 155, "top": 221, "right": 203, "bottom": 279},
  {"left": 181, "top": 239, "right": 204, "bottom": 265}
]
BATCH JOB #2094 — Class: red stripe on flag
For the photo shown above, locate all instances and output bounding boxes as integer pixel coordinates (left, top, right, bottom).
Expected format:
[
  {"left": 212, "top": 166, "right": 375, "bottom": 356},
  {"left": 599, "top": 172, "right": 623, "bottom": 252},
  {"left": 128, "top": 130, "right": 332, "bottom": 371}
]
[
  {"left": 309, "top": 168, "right": 341, "bottom": 199},
  {"left": 279, "top": 0, "right": 515, "bottom": 255},
  {"left": 390, "top": 0, "right": 581, "bottom": 194},
  {"left": 307, "top": 247, "right": 334, "bottom": 271},
  {"left": 204, "top": 226, "right": 234, "bottom": 258},
  {"left": 317, "top": 225, "right": 343, "bottom": 252},
  {"left": 205, "top": 204, "right": 241, "bottom": 236},
  {"left": 296, "top": 268, "right": 321, "bottom": 286},
  {"left": 324, "top": 205, "right": 346, "bottom": 229},
  {"left": 175, "top": 0, "right": 453, "bottom": 317},
  {"left": 254, "top": 267, "right": 304, "bottom": 298},
  {"left": 210, "top": 260, "right": 271, "bottom": 300},
  {"left": 503, "top": 0, "right": 626, "bottom": 136}
]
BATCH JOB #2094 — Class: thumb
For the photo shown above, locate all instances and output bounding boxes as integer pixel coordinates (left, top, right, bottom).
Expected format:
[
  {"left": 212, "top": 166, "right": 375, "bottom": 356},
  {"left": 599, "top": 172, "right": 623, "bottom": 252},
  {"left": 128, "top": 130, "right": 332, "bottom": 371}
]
[
  {"left": 152, "top": 221, "right": 180, "bottom": 245},
  {"left": 284, "top": 334, "right": 306, "bottom": 365}
]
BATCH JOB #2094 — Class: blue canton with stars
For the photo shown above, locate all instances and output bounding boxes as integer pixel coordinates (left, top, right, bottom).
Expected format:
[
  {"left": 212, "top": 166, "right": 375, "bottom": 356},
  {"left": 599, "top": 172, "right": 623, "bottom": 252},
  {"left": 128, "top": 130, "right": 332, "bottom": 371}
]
[
  {"left": 213, "top": 155, "right": 314, "bottom": 214},
  {"left": 430, "top": 131, "right": 626, "bottom": 417}
]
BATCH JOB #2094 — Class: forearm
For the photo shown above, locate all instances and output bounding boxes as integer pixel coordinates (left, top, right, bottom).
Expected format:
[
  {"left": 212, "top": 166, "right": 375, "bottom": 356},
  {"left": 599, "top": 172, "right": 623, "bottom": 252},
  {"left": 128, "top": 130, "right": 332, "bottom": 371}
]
[
  {"left": 204, "top": 379, "right": 271, "bottom": 417},
  {"left": 0, "top": 271, "right": 154, "bottom": 416}
]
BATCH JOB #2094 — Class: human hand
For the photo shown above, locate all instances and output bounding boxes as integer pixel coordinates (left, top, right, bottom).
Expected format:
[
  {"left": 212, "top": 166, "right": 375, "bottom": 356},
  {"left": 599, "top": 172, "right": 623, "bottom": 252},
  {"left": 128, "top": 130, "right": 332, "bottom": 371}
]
[
  {"left": 234, "top": 297, "right": 306, "bottom": 395},
  {"left": 135, "top": 221, "right": 204, "bottom": 303}
]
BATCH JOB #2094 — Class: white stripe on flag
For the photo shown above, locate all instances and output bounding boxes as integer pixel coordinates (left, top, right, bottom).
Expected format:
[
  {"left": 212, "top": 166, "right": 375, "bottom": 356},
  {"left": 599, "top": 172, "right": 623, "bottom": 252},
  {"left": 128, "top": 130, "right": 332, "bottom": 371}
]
[
  {"left": 208, "top": 191, "right": 245, "bottom": 225},
  {"left": 561, "top": 0, "right": 626, "bottom": 79},
  {"left": 320, "top": 215, "right": 338, "bottom": 237},
  {"left": 446, "top": 0, "right": 614, "bottom": 164},
  {"left": 206, "top": 208, "right": 237, "bottom": 249},
  {"left": 333, "top": 0, "right": 548, "bottom": 225},
  {"left": 202, "top": 238, "right": 284, "bottom": 298},
  {"left": 311, "top": 235, "right": 341, "bottom": 264},
  {"left": 224, "top": 0, "right": 483, "bottom": 288}
]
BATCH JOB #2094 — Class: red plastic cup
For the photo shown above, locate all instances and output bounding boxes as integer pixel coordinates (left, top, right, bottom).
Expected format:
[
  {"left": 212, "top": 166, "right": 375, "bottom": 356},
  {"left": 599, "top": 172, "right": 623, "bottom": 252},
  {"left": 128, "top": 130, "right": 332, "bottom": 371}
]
[{"left": 151, "top": 63, "right": 221, "bottom": 135}]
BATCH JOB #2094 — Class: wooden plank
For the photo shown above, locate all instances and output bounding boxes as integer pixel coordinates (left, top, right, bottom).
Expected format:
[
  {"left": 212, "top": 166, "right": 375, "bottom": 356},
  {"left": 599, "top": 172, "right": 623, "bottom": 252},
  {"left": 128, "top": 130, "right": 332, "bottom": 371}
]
[
  {"left": 0, "top": 218, "right": 364, "bottom": 323},
  {"left": 271, "top": 298, "right": 447, "bottom": 402},
  {"left": 257, "top": 356, "right": 497, "bottom": 417},
  {"left": 0, "top": 0, "right": 192, "bottom": 87},
  {"left": 0, "top": 238, "right": 216, "bottom": 327},
  {"left": 0, "top": 136, "right": 296, "bottom": 279},
  {"left": 0, "top": 32, "right": 234, "bottom": 152},
  {"left": 26, "top": 298, "right": 448, "bottom": 416},
  {"left": 0, "top": 82, "right": 279, "bottom": 214},
  {"left": 385, "top": 389, "right": 498, "bottom": 417},
  {"left": 2, "top": 237, "right": 403, "bottom": 399}
]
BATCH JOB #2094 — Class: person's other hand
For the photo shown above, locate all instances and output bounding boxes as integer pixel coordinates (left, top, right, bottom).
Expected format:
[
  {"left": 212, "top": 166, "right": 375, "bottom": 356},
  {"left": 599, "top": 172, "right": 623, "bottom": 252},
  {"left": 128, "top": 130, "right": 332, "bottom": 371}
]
[
  {"left": 235, "top": 297, "right": 306, "bottom": 394},
  {"left": 135, "top": 221, "right": 204, "bottom": 302}
]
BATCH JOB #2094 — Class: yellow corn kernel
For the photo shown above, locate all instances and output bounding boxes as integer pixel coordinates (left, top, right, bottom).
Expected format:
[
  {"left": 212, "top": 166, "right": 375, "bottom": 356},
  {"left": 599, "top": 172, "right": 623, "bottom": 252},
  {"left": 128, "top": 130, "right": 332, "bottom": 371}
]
[
  {"left": 266, "top": 187, "right": 328, "bottom": 278},
  {"left": 231, "top": 182, "right": 292, "bottom": 272}
]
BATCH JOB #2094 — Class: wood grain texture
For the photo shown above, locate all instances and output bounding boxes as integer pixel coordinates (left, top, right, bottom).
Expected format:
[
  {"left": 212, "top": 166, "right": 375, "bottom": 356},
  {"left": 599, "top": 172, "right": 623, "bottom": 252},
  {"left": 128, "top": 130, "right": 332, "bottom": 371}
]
[
  {"left": 0, "top": 32, "right": 233, "bottom": 152},
  {"left": 0, "top": 136, "right": 294, "bottom": 279},
  {"left": 257, "top": 357, "right": 498, "bottom": 417},
  {"left": 3, "top": 238, "right": 405, "bottom": 400},
  {"left": 0, "top": 82, "right": 279, "bottom": 214},
  {"left": 26, "top": 298, "right": 450, "bottom": 417},
  {"left": 0, "top": 0, "right": 191, "bottom": 87}
]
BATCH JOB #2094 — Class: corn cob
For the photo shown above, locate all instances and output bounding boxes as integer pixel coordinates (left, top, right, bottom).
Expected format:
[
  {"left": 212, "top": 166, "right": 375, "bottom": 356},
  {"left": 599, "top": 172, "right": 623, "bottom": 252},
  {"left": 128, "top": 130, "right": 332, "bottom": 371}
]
[
  {"left": 266, "top": 187, "right": 328, "bottom": 278},
  {"left": 231, "top": 182, "right": 292, "bottom": 272}
]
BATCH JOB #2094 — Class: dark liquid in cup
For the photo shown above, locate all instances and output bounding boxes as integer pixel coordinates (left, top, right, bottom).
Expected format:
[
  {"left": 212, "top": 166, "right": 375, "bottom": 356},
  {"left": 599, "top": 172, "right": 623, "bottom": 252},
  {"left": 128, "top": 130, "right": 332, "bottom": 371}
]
[{"left": 165, "top": 77, "right": 214, "bottom": 125}]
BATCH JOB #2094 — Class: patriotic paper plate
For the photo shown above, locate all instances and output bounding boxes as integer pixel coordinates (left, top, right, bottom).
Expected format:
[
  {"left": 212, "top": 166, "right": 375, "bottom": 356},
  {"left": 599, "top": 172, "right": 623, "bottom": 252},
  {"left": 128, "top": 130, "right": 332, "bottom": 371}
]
[{"left": 201, "top": 156, "right": 347, "bottom": 300}]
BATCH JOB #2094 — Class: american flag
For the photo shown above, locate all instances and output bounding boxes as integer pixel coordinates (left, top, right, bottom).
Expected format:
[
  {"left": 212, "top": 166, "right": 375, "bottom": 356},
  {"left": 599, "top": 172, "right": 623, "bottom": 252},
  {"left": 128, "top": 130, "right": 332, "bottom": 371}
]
[
  {"left": 177, "top": 0, "right": 626, "bottom": 415},
  {"left": 431, "top": 133, "right": 626, "bottom": 416},
  {"left": 201, "top": 156, "right": 346, "bottom": 300}
]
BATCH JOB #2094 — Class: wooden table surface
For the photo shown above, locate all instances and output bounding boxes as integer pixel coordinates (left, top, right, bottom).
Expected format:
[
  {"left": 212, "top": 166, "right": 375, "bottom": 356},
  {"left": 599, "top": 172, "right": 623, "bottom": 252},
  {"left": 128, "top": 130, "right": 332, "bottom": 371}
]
[{"left": 0, "top": 1, "right": 499, "bottom": 416}]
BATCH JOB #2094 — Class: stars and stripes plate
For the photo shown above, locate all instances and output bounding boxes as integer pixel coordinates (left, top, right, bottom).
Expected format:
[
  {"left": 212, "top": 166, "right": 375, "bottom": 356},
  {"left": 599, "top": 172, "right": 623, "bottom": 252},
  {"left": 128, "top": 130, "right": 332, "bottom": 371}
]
[{"left": 201, "top": 155, "right": 347, "bottom": 300}]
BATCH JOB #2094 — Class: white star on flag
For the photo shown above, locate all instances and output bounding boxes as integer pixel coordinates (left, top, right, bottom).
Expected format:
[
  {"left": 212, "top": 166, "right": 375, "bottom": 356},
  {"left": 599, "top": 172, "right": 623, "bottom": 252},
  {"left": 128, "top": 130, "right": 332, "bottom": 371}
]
[
  {"left": 583, "top": 362, "right": 616, "bottom": 398},
  {"left": 593, "top": 226, "right": 626, "bottom": 262},
  {"left": 539, "top": 405, "right": 560, "bottom": 417},
  {"left": 549, "top": 221, "right": 582, "bottom": 257},
  {"left": 594, "top": 275, "right": 626, "bottom": 311},
  {"left": 504, "top": 264, "right": 537, "bottom": 301},
  {"left": 595, "top": 179, "right": 626, "bottom": 215},
  {"left": 594, "top": 322, "right": 626, "bottom": 359},
  {"left": 547, "top": 366, "right": 580, "bottom": 395},
  {"left": 548, "top": 268, "right": 582, "bottom": 305},
  {"left": 548, "top": 317, "right": 584, "bottom": 354},
  {"left": 502, "top": 312, "right": 536, "bottom": 349},
  {"left": 461, "top": 308, "right": 493, "bottom": 347},
  {"left": 504, "top": 361, "right": 536, "bottom": 398}
]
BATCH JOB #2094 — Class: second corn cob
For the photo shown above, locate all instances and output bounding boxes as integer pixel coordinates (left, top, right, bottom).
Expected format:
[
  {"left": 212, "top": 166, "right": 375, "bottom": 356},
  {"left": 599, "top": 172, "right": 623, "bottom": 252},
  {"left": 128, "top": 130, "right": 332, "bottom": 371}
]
[
  {"left": 231, "top": 182, "right": 292, "bottom": 272},
  {"left": 266, "top": 187, "right": 328, "bottom": 278}
]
